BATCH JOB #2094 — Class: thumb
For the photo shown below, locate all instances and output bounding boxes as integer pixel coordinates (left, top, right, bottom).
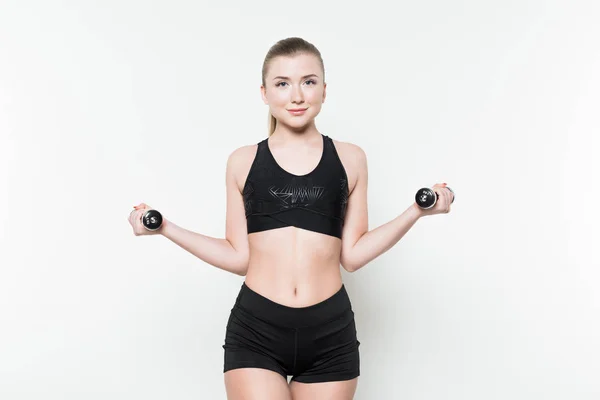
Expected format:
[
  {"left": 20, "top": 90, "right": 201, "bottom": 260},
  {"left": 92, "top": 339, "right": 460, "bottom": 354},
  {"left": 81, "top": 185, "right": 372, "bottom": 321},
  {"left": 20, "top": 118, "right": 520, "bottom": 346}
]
[{"left": 134, "top": 203, "right": 151, "bottom": 210}]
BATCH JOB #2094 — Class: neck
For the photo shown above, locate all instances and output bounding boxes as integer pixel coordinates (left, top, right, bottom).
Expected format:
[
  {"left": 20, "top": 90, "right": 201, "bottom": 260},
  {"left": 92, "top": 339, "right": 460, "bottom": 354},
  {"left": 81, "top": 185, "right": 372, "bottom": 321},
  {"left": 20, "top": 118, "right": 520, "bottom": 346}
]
[{"left": 271, "top": 121, "right": 321, "bottom": 143}]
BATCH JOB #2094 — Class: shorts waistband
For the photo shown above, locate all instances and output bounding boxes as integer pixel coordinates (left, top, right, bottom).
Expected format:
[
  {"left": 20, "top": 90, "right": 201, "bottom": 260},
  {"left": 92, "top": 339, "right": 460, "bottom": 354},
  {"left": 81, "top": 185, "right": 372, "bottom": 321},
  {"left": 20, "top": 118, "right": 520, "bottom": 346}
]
[{"left": 234, "top": 281, "right": 352, "bottom": 328}]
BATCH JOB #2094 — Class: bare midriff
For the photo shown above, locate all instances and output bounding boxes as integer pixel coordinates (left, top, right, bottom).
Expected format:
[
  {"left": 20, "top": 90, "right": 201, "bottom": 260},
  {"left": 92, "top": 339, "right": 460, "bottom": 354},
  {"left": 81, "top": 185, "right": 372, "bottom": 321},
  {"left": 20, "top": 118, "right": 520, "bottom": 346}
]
[{"left": 245, "top": 226, "right": 343, "bottom": 308}]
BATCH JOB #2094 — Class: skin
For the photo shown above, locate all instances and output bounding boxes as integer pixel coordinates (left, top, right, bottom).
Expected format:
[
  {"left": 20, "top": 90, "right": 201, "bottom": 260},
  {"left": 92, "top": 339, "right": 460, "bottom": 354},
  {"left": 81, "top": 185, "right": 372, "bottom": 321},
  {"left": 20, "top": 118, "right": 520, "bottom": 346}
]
[{"left": 128, "top": 52, "right": 453, "bottom": 399}]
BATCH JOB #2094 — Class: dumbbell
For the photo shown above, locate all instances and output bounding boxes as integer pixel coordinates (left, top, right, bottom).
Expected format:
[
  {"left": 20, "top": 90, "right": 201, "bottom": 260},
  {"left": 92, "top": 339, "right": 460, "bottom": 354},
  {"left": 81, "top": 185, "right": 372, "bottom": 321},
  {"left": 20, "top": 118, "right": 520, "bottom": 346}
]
[
  {"left": 415, "top": 186, "right": 455, "bottom": 209},
  {"left": 141, "top": 209, "right": 163, "bottom": 231}
]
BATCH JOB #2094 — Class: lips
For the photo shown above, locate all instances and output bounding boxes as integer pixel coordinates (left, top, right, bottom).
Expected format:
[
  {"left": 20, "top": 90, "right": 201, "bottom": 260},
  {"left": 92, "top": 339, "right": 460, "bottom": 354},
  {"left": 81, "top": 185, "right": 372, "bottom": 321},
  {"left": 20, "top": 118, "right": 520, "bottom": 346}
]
[{"left": 288, "top": 108, "right": 308, "bottom": 115}]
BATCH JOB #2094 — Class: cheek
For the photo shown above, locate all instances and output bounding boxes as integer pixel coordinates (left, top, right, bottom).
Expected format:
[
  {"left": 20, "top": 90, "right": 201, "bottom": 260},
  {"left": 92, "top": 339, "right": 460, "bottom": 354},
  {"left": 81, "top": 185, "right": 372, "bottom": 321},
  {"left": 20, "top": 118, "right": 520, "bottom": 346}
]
[
  {"left": 306, "top": 89, "right": 323, "bottom": 101},
  {"left": 308, "top": 93, "right": 325, "bottom": 107},
  {"left": 268, "top": 92, "right": 288, "bottom": 107},
  {"left": 307, "top": 90, "right": 324, "bottom": 107}
]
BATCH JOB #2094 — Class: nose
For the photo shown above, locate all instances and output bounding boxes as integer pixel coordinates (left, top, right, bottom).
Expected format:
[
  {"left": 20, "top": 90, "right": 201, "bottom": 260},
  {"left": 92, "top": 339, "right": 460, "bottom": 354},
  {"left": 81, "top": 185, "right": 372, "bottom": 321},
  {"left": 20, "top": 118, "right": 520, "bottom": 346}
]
[{"left": 291, "top": 84, "right": 304, "bottom": 104}]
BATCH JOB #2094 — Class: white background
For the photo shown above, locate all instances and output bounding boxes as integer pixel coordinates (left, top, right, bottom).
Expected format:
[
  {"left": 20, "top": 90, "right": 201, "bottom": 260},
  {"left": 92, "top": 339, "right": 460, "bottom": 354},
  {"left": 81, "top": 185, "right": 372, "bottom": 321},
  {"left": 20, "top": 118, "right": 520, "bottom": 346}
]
[{"left": 1, "top": 0, "right": 598, "bottom": 399}]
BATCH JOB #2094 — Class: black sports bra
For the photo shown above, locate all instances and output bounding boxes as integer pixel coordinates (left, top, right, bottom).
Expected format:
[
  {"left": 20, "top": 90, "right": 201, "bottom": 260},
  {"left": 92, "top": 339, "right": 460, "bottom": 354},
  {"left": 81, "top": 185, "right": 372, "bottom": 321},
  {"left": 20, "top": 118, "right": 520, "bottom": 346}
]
[{"left": 242, "top": 134, "right": 349, "bottom": 238}]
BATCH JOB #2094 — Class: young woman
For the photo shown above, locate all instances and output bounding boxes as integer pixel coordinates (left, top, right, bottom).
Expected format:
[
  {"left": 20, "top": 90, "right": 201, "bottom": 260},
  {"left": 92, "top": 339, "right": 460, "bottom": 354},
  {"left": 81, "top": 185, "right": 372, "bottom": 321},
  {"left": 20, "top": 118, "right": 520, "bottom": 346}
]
[{"left": 128, "top": 37, "right": 453, "bottom": 400}]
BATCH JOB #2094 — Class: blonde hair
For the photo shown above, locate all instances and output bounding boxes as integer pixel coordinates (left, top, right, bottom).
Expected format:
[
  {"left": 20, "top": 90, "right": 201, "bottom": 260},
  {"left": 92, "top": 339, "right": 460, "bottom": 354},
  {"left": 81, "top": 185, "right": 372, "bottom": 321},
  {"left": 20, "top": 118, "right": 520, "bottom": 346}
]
[{"left": 261, "top": 37, "right": 325, "bottom": 137}]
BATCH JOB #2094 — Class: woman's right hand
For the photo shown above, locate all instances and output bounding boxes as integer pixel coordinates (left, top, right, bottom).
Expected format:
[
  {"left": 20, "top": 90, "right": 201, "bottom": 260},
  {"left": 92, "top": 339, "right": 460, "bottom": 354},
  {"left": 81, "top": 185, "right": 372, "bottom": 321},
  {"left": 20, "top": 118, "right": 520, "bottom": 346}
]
[
  {"left": 417, "top": 183, "right": 454, "bottom": 217},
  {"left": 128, "top": 202, "right": 162, "bottom": 236}
]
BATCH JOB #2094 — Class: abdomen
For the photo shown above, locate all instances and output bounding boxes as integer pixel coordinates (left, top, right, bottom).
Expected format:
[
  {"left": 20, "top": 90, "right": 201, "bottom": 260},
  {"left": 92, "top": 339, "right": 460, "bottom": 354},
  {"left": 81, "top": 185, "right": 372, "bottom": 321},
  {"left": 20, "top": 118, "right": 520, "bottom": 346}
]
[{"left": 245, "top": 227, "right": 344, "bottom": 307}]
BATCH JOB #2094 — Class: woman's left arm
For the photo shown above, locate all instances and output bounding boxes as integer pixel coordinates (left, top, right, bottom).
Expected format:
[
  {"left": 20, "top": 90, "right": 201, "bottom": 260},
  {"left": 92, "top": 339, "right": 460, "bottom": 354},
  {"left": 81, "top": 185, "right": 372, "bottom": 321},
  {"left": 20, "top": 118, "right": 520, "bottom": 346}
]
[{"left": 339, "top": 145, "right": 424, "bottom": 272}]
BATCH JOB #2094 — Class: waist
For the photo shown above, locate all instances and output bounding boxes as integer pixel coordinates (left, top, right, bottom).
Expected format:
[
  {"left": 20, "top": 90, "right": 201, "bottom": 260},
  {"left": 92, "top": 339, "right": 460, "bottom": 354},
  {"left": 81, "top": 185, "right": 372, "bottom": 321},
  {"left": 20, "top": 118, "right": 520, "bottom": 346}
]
[
  {"left": 233, "top": 280, "right": 352, "bottom": 328},
  {"left": 244, "top": 265, "right": 343, "bottom": 302}
]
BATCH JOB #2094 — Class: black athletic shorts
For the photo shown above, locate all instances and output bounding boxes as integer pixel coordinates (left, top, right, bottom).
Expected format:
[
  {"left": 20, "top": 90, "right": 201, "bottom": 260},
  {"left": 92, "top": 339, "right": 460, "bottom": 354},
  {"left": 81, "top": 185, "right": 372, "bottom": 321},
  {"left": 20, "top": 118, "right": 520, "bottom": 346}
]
[{"left": 222, "top": 281, "right": 361, "bottom": 383}]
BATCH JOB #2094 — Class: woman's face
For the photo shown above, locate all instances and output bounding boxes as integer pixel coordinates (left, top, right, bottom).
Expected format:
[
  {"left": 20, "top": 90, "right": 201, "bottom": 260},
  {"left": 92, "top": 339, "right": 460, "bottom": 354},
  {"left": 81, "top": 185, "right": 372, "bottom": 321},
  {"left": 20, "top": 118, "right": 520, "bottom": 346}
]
[{"left": 261, "top": 53, "right": 326, "bottom": 130}]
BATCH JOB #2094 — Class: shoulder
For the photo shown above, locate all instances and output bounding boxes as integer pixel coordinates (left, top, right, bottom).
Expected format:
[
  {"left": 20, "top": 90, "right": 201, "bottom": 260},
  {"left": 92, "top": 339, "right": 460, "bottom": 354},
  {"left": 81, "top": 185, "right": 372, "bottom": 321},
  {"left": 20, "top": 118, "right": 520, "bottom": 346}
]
[
  {"left": 330, "top": 138, "right": 367, "bottom": 193},
  {"left": 226, "top": 142, "right": 260, "bottom": 190},
  {"left": 227, "top": 143, "right": 259, "bottom": 167},
  {"left": 331, "top": 138, "right": 367, "bottom": 166}
]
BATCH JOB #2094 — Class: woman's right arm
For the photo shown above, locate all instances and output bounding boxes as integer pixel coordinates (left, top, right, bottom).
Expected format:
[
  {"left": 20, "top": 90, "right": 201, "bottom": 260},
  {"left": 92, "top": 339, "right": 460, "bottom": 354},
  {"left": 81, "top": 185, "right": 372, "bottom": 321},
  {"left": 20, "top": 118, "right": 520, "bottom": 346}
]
[{"left": 133, "top": 147, "right": 251, "bottom": 276}]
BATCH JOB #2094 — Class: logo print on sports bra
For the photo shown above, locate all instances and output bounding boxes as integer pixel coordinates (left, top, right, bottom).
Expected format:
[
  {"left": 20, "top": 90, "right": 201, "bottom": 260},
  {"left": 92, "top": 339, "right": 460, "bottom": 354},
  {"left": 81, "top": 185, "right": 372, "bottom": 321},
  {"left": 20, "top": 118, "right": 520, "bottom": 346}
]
[{"left": 269, "top": 184, "right": 325, "bottom": 207}]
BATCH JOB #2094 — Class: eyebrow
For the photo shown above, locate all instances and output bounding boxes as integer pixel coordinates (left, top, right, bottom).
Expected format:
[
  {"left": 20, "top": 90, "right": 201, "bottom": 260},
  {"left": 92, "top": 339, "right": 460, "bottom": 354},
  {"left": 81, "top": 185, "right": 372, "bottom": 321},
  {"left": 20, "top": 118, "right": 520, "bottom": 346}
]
[{"left": 273, "top": 74, "right": 319, "bottom": 81}]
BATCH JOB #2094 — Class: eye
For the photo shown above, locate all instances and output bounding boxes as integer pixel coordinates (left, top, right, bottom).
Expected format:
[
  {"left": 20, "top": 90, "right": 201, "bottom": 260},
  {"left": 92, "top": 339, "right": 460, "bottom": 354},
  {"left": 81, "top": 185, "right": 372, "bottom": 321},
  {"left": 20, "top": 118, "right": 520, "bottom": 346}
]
[
  {"left": 305, "top": 80, "right": 316, "bottom": 85},
  {"left": 275, "top": 82, "right": 288, "bottom": 87}
]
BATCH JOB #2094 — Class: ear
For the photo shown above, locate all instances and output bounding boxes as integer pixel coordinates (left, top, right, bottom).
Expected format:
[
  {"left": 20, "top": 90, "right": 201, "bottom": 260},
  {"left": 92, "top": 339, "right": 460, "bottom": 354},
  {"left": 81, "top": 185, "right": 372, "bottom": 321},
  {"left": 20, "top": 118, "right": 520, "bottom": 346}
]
[
  {"left": 322, "top": 82, "right": 327, "bottom": 103},
  {"left": 260, "top": 85, "right": 268, "bottom": 105}
]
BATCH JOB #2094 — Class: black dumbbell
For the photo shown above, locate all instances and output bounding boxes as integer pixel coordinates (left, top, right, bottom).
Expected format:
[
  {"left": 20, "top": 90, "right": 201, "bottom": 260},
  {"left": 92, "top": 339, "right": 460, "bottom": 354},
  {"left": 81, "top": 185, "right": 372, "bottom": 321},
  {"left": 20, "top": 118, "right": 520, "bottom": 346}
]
[
  {"left": 141, "top": 209, "right": 163, "bottom": 231},
  {"left": 415, "top": 186, "right": 455, "bottom": 209}
]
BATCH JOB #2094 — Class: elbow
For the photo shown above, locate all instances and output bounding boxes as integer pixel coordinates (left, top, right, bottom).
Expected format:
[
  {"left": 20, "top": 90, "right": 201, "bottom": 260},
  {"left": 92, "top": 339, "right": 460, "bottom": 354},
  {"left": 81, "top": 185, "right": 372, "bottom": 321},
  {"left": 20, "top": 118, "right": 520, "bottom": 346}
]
[
  {"left": 234, "top": 254, "right": 249, "bottom": 276},
  {"left": 342, "top": 264, "right": 356, "bottom": 273},
  {"left": 340, "top": 238, "right": 365, "bottom": 273},
  {"left": 341, "top": 255, "right": 367, "bottom": 273},
  {"left": 225, "top": 240, "right": 249, "bottom": 276},
  {"left": 341, "top": 257, "right": 359, "bottom": 273},
  {"left": 230, "top": 264, "right": 247, "bottom": 276}
]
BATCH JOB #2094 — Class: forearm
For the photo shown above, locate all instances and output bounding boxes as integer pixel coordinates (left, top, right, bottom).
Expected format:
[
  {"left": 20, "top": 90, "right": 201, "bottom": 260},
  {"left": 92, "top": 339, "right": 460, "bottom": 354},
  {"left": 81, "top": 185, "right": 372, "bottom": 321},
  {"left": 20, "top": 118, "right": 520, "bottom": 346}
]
[
  {"left": 160, "top": 219, "right": 248, "bottom": 276},
  {"left": 345, "top": 203, "right": 423, "bottom": 272}
]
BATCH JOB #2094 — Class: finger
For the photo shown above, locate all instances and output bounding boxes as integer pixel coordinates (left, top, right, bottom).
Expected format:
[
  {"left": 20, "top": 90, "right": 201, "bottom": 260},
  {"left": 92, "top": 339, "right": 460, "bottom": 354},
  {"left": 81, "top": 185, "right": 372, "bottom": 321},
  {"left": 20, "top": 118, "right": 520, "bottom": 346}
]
[
  {"left": 136, "top": 209, "right": 146, "bottom": 224},
  {"left": 134, "top": 210, "right": 146, "bottom": 233},
  {"left": 129, "top": 208, "right": 138, "bottom": 225},
  {"left": 444, "top": 188, "right": 451, "bottom": 211},
  {"left": 435, "top": 187, "right": 446, "bottom": 211},
  {"left": 436, "top": 183, "right": 445, "bottom": 196},
  {"left": 432, "top": 189, "right": 442, "bottom": 211},
  {"left": 439, "top": 189, "right": 446, "bottom": 212},
  {"left": 433, "top": 190, "right": 441, "bottom": 206},
  {"left": 131, "top": 209, "right": 143, "bottom": 227}
]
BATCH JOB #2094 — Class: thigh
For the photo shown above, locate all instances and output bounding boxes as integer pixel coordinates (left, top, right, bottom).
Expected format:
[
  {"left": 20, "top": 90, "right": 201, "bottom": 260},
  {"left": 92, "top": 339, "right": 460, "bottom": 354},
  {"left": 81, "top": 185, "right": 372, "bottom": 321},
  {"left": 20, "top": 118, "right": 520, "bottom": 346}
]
[
  {"left": 224, "top": 368, "right": 292, "bottom": 400},
  {"left": 289, "top": 378, "right": 358, "bottom": 400},
  {"left": 292, "top": 308, "right": 361, "bottom": 384}
]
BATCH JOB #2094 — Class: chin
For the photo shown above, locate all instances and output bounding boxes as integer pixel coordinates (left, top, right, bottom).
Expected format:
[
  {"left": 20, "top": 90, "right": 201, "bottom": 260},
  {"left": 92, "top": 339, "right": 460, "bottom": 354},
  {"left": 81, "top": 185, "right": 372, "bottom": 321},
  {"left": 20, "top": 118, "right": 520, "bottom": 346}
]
[
  {"left": 277, "top": 120, "right": 310, "bottom": 132},
  {"left": 288, "top": 118, "right": 313, "bottom": 128}
]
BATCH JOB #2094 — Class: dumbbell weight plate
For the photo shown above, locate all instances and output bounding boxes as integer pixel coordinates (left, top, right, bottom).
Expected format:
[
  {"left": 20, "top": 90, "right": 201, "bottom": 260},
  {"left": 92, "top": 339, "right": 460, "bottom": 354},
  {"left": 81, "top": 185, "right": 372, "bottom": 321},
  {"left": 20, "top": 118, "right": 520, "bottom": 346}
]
[
  {"left": 142, "top": 209, "right": 163, "bottom": 231},
  {"left": 415, "top": 187, "right": 455, "bottom": 209}
]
